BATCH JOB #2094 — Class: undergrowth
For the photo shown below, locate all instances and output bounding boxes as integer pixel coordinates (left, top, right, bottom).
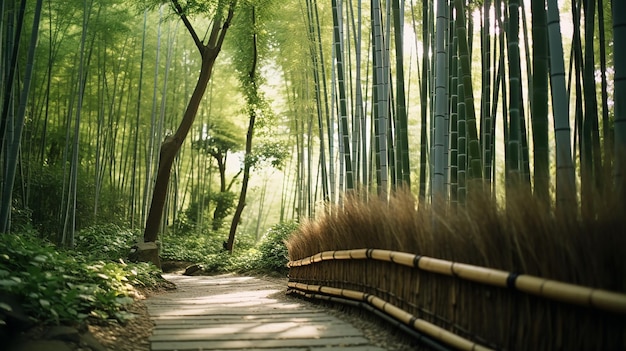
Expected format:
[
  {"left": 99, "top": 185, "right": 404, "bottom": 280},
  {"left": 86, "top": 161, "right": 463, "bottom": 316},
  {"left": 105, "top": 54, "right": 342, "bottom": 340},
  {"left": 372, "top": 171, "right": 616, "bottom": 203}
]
[
  {"left": 0, "top": 227, "right": 163, "bottom": 326},
  {"left": 160, "top": 221, "right": 299, "bottom": 276}
]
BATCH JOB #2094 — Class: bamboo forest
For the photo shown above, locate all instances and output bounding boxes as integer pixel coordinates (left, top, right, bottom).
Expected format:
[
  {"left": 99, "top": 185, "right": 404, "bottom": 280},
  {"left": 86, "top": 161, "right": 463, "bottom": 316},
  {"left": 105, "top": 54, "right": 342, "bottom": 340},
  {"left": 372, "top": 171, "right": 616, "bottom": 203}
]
[{"left": 1, "top": 0, "right": 625, "bottom": 350}]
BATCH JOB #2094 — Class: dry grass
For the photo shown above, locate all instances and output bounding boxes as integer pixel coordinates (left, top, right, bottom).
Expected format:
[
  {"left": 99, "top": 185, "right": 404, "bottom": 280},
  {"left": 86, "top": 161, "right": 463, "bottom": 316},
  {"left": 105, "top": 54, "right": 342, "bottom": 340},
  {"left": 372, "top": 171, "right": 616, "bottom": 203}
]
[{"left": 286, "top": 189, "right": 626, "bottom": 349}]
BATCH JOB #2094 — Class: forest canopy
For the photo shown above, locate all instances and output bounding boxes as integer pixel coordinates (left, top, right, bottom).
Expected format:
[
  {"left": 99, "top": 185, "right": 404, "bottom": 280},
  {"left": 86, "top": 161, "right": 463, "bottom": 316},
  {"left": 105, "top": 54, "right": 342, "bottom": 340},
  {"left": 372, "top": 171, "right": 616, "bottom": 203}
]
[{"left": 0, "top": 0, "right": 624, "bottom": 246}]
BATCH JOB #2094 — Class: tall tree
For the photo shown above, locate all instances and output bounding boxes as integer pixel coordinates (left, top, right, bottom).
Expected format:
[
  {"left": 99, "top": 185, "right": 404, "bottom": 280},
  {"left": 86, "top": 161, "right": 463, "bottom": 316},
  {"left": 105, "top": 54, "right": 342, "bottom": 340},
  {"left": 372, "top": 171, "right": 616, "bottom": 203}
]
[
  {"left": 141, "top": 0, "right": 237, "bottom": 244},
  {"left": 227, "top": 1, "right": 275, "bottom": 252},
  {"left": 193, "top": 119, "right": 243, "bottom": 231}
]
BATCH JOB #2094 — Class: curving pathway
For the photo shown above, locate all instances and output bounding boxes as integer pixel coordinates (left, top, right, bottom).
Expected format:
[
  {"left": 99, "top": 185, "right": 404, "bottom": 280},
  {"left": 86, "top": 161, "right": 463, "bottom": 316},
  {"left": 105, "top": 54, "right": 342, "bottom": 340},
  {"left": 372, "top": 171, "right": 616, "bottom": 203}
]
[{"left": 145, "top": 273, "right": 386, "bottom": 351}]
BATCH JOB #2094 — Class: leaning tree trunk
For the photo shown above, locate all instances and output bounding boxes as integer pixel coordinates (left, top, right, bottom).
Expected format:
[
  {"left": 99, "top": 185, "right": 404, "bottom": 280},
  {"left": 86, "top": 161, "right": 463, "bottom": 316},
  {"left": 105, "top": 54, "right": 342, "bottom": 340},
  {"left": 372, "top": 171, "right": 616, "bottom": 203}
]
[{"left": 143, "top": 0, "right": 236, "bottom": 255}]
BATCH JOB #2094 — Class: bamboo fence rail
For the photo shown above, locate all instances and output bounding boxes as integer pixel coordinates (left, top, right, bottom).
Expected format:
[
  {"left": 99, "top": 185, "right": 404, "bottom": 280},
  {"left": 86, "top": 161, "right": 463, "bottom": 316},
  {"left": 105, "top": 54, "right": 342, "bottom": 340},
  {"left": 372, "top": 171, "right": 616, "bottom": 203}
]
[
  {"left": 288, "top": 248, "right": 626, "bottom": 313},
  {"left": 288, "top": 248, "right": 626, "bottom": 350},
  {"left": 286, "top": 288, "right": 452, "bottom": 351},
  {"left": 288, "top": 281, "right": 493, "bottom": 351}
]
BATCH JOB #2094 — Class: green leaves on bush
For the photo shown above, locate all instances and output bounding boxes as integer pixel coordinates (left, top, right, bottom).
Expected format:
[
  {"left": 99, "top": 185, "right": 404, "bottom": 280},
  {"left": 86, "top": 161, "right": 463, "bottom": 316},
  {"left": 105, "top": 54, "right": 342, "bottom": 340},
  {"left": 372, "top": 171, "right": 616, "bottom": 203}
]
[
  {"left": 203, "top": 221, "right": 298, "bottom": 275},
  {"left": 161, "top": 232, "right": 222, "bottom": 262},
  {"left": 255, "top": 221, "right": 298, "bottom": 274},
  {"left": 0, "top": 233, "right": 162, "bottom": 326},
  {"left": 75, "top": 223, "right": 138, "bottom": 260},
  {"left": 160, "top": 221, "right": 298, "bottom": 276}
]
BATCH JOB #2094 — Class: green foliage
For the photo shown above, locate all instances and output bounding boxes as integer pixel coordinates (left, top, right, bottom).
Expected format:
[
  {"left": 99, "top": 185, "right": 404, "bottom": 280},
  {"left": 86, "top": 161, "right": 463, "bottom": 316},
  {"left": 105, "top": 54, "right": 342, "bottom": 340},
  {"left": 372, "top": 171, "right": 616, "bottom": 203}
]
[
  {"left": 0, "top": 232, "right": 162, "bottom": 326},
  {"left": 193, "top": 119, "right": 245, "bottom": 157},
  {"left": 210, "top": 222, "right": 297, "bottom": 274},
  {"left": 250, "top": 139, "right": 289, "bottom": 170},
  {"left": 161, "top": 222, "right": 297, "bottom": 276},
  {"left": 160, "top": 231, "right": 223, "bottom": 262},
  {"left": 210, "top": 191, "right": 237, "bottom": 231},
  {"left": 226, "top": 248, "right": 262, "bottom": 272},
  {"left": 19, "top": 164, "right": 127, "bottom": 240},
  {"left": 254, "top": 221, "right": 298, "bottom": 273},
  {"left": 74, "top": 224, "right": 138, "bottom": 260}
]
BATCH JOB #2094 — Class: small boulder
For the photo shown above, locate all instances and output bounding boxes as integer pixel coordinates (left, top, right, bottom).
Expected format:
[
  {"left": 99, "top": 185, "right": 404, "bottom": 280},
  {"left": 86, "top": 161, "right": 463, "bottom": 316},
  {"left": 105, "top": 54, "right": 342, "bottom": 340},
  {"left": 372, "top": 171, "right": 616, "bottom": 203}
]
[{"left": 183, "top": 264, "right": 203, "bottom": 276}]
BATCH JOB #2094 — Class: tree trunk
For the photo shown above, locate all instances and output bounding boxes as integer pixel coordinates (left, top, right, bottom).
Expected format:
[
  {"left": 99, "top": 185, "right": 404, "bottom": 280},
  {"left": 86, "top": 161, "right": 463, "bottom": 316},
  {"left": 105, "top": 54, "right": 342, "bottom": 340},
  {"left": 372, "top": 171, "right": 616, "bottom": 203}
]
[
  {"left": 144, "top": 54, "right": 215, "bottom": 243},
  {"left": 143, "top": 0, "right": 236, "bottom": 247},
  {"left": 227, "top": 6, "right": 258, "bottom": 252},
  {"left": 227, "top": 109, "right": 255, "bottom": 252}
]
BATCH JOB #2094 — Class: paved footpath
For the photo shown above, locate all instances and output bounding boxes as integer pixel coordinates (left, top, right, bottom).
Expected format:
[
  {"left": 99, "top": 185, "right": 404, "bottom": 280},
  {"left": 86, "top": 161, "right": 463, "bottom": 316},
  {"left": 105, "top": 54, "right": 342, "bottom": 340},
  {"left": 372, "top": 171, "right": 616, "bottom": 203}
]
[{"left": 145, "top": 273, "right": 386, "bottom": 351}]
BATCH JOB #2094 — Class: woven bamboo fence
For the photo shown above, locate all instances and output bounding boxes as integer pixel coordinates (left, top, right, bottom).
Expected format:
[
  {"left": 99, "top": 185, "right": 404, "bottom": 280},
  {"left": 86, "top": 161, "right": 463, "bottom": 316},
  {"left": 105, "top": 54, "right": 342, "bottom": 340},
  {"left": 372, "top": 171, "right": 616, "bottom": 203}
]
[{"left": 287, "top": 249, "right": 626, "bottom": 350}]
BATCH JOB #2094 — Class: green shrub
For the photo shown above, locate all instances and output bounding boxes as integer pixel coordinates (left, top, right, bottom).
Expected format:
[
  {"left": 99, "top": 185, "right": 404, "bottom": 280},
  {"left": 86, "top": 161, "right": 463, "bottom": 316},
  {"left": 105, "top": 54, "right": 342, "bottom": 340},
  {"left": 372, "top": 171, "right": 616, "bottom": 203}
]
[
  {"left": 74, "top": 224, "right": 138, "bottom": 260},
  {"left": 19, "top": 162, "right": 127, "bottom": 239},
  {"left": 227, "top": 248, "right": 262, "bottom": 272},
  {"left": 160, "top": 232, "right": 222, "bottom": 262},
  {"left": 254, "top": 221, "right": 298, "bottom": 274},
  {"left": 200, "top": 252, "right": 233, "bottom": 272},
  {"left": 0, "top": 233, "right": 162, "bottom": 325}
]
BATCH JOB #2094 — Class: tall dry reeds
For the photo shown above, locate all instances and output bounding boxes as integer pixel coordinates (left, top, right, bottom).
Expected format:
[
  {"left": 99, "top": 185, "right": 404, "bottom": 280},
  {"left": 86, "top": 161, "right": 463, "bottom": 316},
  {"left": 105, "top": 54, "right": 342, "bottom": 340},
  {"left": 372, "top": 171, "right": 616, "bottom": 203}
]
[{"left": 286, "top": 189, "right": 626, "bottom": 349}]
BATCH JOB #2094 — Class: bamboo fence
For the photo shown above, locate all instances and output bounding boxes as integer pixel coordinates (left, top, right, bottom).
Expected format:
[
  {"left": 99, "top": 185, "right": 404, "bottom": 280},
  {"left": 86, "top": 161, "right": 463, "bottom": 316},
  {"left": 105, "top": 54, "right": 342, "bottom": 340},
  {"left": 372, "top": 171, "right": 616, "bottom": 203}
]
[{"left": 287, "top": 248, "right": 626, "bottom": 350}]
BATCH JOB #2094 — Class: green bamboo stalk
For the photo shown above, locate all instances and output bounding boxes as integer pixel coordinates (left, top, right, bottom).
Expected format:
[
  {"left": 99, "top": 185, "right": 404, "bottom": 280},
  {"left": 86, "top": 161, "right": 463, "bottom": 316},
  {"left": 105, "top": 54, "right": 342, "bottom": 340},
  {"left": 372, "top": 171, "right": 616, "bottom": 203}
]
[
  {"left": 530, "top": 0, "right": 550, "bottom": 203},
  {"left": 449, "top": 25, "right": 459, "bottom": 204},
  {"left": 480, "top": 1, "right": 493, "bottom": 186},
  {"left": 547, "top": 0, "right": 576, "bottom": 212},
  {"left": 457, "top": 64, "right": 467, "bottom": 204},
  {"left": 392, "top": 0, "right": 410, "bottom": 188},
  {"left": 332, "top": 0, "right": 354, "bottom": 191},
  {"left": 506, "top": 0, "right": 523, "bottom": 191},
  {"left": 432, "top": 0, "right": 448, "bottom": 200},
  {"left": 453, "top": 0, "right": 482, "bottom": 183},
  {"left": 418, "top": 0, "right": 429, "bottom": 202},
  {"left": 371, "top": 0, "right": 388, "bottom": 196},
  {"left": 614, "top": 0, "right": 626, "bottom": 192},
  {"left": 582, "top": 0, "right": 602, "bottom": 198}
]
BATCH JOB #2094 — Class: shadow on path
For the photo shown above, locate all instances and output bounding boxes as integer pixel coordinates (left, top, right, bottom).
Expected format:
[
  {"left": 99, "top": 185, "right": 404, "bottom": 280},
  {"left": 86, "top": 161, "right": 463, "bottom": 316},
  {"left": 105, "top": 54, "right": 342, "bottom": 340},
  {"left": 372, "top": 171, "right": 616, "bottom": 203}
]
[{"left": 146, "top": 273, "right": 386, "bottom": 351}]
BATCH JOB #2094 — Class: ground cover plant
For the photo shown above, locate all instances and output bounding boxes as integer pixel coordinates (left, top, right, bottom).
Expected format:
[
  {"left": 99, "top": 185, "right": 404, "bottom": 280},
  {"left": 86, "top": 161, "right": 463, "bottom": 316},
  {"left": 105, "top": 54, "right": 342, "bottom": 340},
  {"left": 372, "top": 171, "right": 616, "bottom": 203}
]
[
  {"left": 0, "top": 227, "right": 163, "bottom": 327},
  {"left": 160, "top": 221, "right": 298, "bottom": 276}
]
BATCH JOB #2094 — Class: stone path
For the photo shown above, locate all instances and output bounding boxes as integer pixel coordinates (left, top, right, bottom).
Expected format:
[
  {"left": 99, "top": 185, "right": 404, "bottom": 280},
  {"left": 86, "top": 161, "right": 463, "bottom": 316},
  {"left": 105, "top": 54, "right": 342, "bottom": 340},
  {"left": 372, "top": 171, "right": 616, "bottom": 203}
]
[{"left": 145, "top": 274, "right": 386, "bottom": 351}]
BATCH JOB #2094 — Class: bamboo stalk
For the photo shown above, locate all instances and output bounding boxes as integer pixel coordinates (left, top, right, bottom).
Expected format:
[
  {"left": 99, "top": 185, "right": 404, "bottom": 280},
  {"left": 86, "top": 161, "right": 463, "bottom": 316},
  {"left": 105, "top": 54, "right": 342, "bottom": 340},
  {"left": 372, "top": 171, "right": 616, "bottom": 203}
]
[
  {"left": 288, "top": 282, "right": 493, "bottom": 351},
  {"left": 289, "top": 248, "right": 626, "bottom": 314}
]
